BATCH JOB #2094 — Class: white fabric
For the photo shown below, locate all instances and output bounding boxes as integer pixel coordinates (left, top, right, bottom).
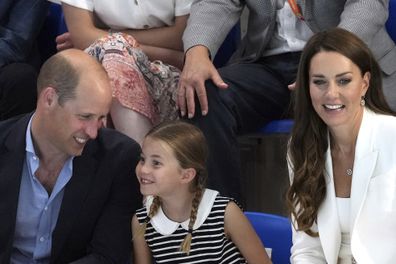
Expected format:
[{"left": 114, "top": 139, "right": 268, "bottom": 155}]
[
  {"left": 338, "top": 233, "right": 352, "bottom": 264},
  {"left": 60, "top": 0, "right": 192, "bottom": 30},
  {"left": 337, "top": 198, "right": 353, "bottom": 263},
  {"left": 290, "top": 108, "right": 396, "bottom": 264},
  {"left": 145, "top": 188, "right": 219, "bottom": 235},
  {"left": 336, "top": 197, "right": 350, "bottom": 233},
  {"left": 264, "top": 1, "right": 313, "bottom": 56}
]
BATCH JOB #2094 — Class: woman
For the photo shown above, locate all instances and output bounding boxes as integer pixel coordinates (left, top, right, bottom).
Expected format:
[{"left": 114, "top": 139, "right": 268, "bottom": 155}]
[
  {"left": 56, "top": 0, "right": 191, "bottom": 144},
  {"left": 287, "top": 27, "right": 396, "bottom": 263}
]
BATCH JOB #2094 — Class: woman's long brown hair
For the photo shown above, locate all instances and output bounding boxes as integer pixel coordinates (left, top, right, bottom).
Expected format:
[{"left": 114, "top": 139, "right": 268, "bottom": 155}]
[{"left": 286, "top": 27, "right": 395, "bottom": 235}]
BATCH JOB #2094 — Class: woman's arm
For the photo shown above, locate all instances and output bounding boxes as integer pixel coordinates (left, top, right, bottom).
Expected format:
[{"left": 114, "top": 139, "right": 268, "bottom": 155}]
[
  {"left": 61, "top": 3, "right": 185, "bottom": 67},
  {"left": 61, "top": 3, "right": 107, "bottom": 50},
  {"left": 124, "top": 15, "right": 188, "bottom": 51},
  {"left": 224, "top": 202, "right": 272, "bottom": 264},
  {"left": 132, "top": 214, "right": 152, "bottom": 264}
]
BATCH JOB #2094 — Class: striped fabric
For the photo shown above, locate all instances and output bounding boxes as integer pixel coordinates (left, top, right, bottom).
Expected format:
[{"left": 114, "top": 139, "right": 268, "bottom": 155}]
[{"left": 135, "top": 195, "right": 247, "bottom": 263}]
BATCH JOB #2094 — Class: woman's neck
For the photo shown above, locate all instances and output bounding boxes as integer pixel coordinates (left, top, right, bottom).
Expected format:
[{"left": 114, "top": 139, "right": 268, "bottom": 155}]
[{"left": 329, "top": 109, "right": 364, "bottom": 154}]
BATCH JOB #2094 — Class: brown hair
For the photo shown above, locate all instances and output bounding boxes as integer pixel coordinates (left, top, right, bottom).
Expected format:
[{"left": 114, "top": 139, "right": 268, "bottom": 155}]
[
  {"left": 37, "top": 53, "right": 79, "bottom": 106},
  {"left": 286, "top": 27, "right": 396, "bottom": 236},
  {"left": 136, "top": 120, "right": 208, "bottom": 254}
]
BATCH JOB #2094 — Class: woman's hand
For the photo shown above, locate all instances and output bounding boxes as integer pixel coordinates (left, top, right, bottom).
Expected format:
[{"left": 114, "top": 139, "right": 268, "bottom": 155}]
[{"left": 56, "top": 32, "right": 74, "bottom": 51}]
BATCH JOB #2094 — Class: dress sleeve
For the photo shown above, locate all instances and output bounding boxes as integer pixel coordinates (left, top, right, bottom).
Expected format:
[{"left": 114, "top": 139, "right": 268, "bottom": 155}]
[
  {"left": 60, "top": 0, "right": 94, "bottom": 11},
  {"left": 175, "top": 0, "right": 193, "bottom": 17}
]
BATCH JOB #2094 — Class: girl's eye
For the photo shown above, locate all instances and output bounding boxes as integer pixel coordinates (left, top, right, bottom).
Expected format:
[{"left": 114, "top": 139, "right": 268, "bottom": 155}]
[{"left": 152, "top": 160, "right": 161, "bottom": 167}]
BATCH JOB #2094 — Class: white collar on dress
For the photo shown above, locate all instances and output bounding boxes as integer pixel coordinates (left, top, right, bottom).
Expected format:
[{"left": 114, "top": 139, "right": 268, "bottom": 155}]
[{"left": 146, "top": 188, "right": 219, "bottom": 236}]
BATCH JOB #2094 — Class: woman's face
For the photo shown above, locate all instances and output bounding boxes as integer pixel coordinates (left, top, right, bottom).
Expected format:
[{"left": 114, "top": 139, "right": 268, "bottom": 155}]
[{"left": 309, "top": 51, "right": 370, "bottom": 130}]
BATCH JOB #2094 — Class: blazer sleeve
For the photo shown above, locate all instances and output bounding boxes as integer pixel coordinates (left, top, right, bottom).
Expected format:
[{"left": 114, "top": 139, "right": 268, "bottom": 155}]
[
  {"left": 287, "top": 152, "right": 327, "bottom": 264},
  {"left": 0, "top": 0, "right": 49, "bottom": 67},
  {"left": 182, "top": 0, "right": 244, "bottom": 58},
  {"left": 74, "top": 136, "right": 141, "bottom": 264},
  {"left": 291, "top": 220, "right": 327, "bottom": 264},
  {"left": 338, "top": 0, "right": 388, "bottom": 43}
]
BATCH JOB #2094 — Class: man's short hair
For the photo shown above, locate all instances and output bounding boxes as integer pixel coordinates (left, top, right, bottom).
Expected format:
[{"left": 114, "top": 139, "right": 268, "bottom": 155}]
[{"left": 37, "top": 54, "right": 79, "bottom": 106}]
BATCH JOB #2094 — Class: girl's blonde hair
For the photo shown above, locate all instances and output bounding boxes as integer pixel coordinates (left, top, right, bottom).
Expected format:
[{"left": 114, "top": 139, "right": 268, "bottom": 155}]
[{"left": 134, "top": 121, "right": 208, "bottom": 254}]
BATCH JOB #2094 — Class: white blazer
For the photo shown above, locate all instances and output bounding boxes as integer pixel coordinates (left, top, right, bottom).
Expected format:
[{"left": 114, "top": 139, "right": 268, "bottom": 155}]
[{"left": 290, "top": 108, "right": 396, "bottom": 264}]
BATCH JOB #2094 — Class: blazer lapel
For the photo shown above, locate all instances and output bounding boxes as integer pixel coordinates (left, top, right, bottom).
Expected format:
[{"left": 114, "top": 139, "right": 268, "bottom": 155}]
[
  {"left": 51, "top": 145, "right": 98, "bottom": 261},
  {"left": 298, "top": 0, "right": 322, "bottom": 33},
  {"left": 317, "top": 146, "right": 341, "bottom": 264},
  {"left": 0, "top": 115, "right": 31, "bottom": 257},
  {"left": 350, "top": 109, "right": 378, "bottom": 230}
]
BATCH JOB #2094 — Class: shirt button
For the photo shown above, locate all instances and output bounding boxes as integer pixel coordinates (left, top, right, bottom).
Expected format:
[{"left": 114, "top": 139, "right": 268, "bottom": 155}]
[
  {"left": 44, "top": 206, "right": 48, "bottom": 211},
  {"left": 33, "top": 156, "right": 38, "bottom": 161},
  {"left": 39, "top": 237, "right": 45, "bottom": 242}
]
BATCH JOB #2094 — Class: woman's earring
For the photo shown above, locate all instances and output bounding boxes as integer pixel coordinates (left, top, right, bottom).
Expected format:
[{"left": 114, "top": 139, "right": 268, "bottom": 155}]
[{"left": 360, "top": 96, "right": 366, "bottom": 106}]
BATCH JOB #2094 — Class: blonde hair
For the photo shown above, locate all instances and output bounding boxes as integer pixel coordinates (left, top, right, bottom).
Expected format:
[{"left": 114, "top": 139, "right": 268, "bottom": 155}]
[{"left": 134, "top": 121, "right": 208, "bottom": 254}]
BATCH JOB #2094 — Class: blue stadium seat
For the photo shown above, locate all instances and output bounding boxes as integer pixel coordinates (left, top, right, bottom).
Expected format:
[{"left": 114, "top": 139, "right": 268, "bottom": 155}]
[
  {"left": 260, "top": 119, "right": 294, "bottom": 134},
  {"left": 38, "top": 3, "right": 67, "bottom": 62},
  {"left": 213, "top": 23, "right": 241, "bottom": 68},
  {"left": 245, "top": 211, "right": 292, "bottom": 264},
  {"left": 387, "top": 0, "right": 396, "bottom": 43}
]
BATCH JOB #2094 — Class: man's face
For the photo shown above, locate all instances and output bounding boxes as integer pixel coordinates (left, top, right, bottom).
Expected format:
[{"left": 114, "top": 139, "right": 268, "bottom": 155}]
[{"left": 46, "top": 76, "right": 111, "bottom": 157}]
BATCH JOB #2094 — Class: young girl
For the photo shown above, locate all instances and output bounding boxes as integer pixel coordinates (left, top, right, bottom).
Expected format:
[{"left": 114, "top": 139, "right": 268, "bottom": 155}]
[{"left": 132, "top": 121, "right": 271, "bottom": 263}]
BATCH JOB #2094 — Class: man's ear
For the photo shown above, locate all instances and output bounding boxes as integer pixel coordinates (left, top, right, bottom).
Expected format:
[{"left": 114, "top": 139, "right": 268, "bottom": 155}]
[
  {"left": 40, "top": 86, "right": 58, "bottom": 107},
  {"left": 181, "top": 168, "right": 196, "bottom": 184}
]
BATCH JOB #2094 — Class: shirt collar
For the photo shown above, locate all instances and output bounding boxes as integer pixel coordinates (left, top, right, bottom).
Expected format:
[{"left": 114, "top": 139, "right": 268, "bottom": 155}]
[
  {"left": 25, "top": 114, "right": 74, "bottom": 176},
  {"left": 147, "top": 188, "right": 219, "bottom": 235}
]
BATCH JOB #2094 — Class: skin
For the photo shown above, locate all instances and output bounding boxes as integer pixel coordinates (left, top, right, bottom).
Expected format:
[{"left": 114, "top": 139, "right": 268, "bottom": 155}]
[
  {"left": 57, "top": 4, "right": 188, "bottom": 69},
  {"left": 133, "top": 136, "right": 271, "bottom": 263},
  {"left": 30, "top": 49, "right": 112, "bottom": 193},
  {"left": 309, "top": 51, "right": 369, "bottom": 197},
  {"left": 133, "top": 136, "right": 196, "bottom": 263},
  {"left": 224, "top": 202, "right": 272, "bottom": 264},
  {"left": 177, "top": 45, "right": 228, "bottom": 118}
]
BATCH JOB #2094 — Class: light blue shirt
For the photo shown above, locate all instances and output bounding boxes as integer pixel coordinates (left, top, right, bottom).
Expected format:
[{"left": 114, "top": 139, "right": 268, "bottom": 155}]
[{"left": 11, "top": 116, "right": 74, "bottom": 264}]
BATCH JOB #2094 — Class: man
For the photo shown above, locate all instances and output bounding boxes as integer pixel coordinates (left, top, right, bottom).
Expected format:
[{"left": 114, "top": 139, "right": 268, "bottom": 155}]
[
  {"left": 0, "top": 49, "right": 141, "bottom": 263},
  {"left": 178, "top": 0, "right": 396, "bottom": 201},
  {"left": 0, "top": 0, "right": 49, "bottom": 120}
]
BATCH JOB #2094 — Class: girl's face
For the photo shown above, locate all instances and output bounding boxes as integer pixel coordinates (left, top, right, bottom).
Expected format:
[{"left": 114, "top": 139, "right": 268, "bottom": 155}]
[
  {"left": 136, "top": 137, "right": 188, "bottom": 197},
  {"left": 309, "top": 51, "right": 369, "bottom": 131}
]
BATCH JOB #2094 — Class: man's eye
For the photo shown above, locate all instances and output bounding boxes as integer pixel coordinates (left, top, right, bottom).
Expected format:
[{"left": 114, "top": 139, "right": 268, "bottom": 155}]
[{"left": 79, "top": 114, "right": 92, "bottom": 120}]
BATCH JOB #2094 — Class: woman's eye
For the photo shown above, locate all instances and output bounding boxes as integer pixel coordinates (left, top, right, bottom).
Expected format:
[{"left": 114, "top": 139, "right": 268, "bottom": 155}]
[
  {"left": 338, "top": 78, "right": 351, "bottom": 86},
  {"left": 312, "top": 79, "right": 326, "bottom": 85}
]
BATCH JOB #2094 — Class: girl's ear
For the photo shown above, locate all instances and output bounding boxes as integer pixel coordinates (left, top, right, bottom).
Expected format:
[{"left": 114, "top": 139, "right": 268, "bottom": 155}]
[{"left": 181, "top": 168, "right": 196, "bottom": 184}]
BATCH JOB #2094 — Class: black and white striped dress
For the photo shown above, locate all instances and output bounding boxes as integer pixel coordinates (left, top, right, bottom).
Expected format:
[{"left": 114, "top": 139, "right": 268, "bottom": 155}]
[{"left": 135, "top": 189, "right": 247, "bottom": 263}]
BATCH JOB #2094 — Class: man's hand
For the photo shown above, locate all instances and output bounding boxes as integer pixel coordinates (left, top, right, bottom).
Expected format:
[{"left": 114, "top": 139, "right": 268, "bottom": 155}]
[
  {"left": 56, "top": 32, "right": 74, "bottom": 51},
  {"left": 178, "top": 45, "right": 228, "bottom": 118}
]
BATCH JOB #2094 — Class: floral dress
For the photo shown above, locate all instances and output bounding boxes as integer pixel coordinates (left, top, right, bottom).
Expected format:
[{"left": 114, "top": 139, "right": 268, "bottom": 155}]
[{"left": 85, "top": 32, "right": 179, "bottom": 124}]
